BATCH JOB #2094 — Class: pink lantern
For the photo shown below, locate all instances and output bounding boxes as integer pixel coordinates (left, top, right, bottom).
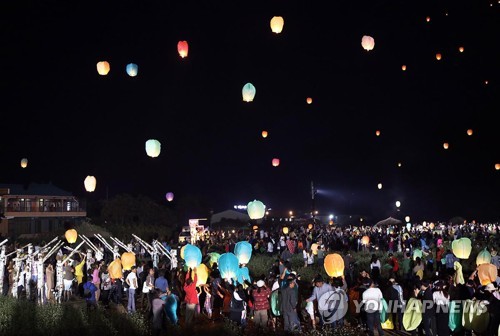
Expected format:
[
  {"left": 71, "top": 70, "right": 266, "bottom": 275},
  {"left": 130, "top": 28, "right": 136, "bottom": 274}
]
[
  {"left": 272, "top": 158, "right": 280, "bottom": 167},
  {"left": 166, "top": 192, "right": 174, "bottom": 202},
  {"left": 177, "top": 41, "right": 189, "bottom": 58}
]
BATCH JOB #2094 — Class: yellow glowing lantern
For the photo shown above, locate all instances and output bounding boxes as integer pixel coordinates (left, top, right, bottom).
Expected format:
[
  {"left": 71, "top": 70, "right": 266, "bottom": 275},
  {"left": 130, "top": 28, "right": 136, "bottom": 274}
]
[
  {"left": 308, "top": 223, "right": 313, "bottom": 230},
  {"left": 20, "top": 158, "right": 28, "bottom": 168},
  {"left": 272, "top": 158, "right": 280, "bottom": 167},
  {"left": 96, "top": 61, "right": 110, "bottom": 75},
  {"left": 193, "top": 263, "right": 209, "bottom": 286},
  {"left": 436, "top": 53, "right": 442, "bottom": 60},
  {"left": 477, "top": 263, "right": 497, "bottom": 285},
  {"left": 361, "top": 235, "right": 370, "bottom": 246},
  {"left": 177, "top": 41, "right": 189, "bottom": 58},
  {"left": 452, "top": 237, "right": 472, "bottom": 259},
  {"left": 306, "top": 97, "right": 313, "bottom": 104},
  {"left": 84, "top": 175, "right": 97, "bottom": 192},
  {"left": 429, "top": 223, "right": 435, "bottom": 230},
  {"left": 108, "top": 259, "right": 122, "bottom": 279},
  {"left": 329, "top": 220, "right": 334, "bottom": 225},
  {"left": 180, "top": 245, "right": 187, "bottom": 259},
  {"left": 324, "top": 253, "right": 345, "bottom": 278},
  {"left": 476, "top": 248, "right": 492, "bottom": 266},
  {"left": 282, "top": 227, "right": 289, "bottom": 235},
  {"left": 121, "top": 252, "right": 136, "bottom": 271},
  {"left": 467, "top": 129, "right": 473, "bottom": 136},
  {"left": 361, "top": 35, "right": 375, "bottom": 51},
  {"left": 459, "top": 47, "right": 464, "bottom": 53},
  {"left": 65, "top": 229, "right": 78, "bottom": 244},
  {"left": 402, "top": 65, "right": 407, "bottom": 71},
  {"left": 262, "top": 130, "right": 268, "bottom": 138},
  {"left": 495, "top": 163, "right": 500, "bottom": 170},
  {"left": 443, "top": 142, "right": 449, "bottom": 149},
  {"left": 270, "top": 16, "right": 284, "bottom": 34}
]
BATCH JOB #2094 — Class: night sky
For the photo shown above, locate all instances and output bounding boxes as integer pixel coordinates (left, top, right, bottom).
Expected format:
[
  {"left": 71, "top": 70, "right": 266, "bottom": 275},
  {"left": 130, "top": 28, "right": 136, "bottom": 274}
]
[{"left": 1, "top": 0, "right": 499, "bottom": 223}]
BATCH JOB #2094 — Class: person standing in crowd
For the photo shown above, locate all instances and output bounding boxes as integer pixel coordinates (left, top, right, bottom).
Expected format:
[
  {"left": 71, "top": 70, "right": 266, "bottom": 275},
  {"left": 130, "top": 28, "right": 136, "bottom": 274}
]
[
  {"left": 229, "top": 283, "right": 247, "bottom": 326},
  {"left": 413, "top": 257, "right": 424, "bottom": 280},
  {"left": 251, "top": 279, "right": 270, "bottom": 330},
  {"left": 74, "top": 253, "right": 86, "bottom": 295},
  {"left": 125, "top": 265, "right": 138, "bottom": 313},
  {"left": 281, "top": 278, "right": 300, "bottom": 332},
  {"left": 91, "top": 263, "right": 101, "bottom": 304},
  {"left": 155, "top": 269, "right": 169, "bottom": 294},
  {"left": 183, "top": 267, "right": 198, "bottom": 327},
  {"left": 306, "top": 275, "right": 333, "bottom": 327},
  {"left": 433, "top": 280, "right": 450, "bottom": 336},
  {"left": 142, "top": 267, "right": 155, "bottom": 312},
  {"left": 83, "top": 269, "right": 98, "bottom": 312},
  {"left": 100, "top": 265, "right": 111, "bottom": 308},
  {"left": 62, "top": 259, "right": 74, "bottom": 302},
  {"left": 419, "top": 280, "right": 437, "bottom": 336},
  {"left": 370, "top": 254, "right": 381, "bottom": 284},
  {"left": 387, "top": 253, "right": 399, "bottom": 279},
  {"left": 151, "top": 289, "right": 166, "bottom": 336},
  {"left": 402, "top": 252, "right": 412, "bottom": 282},
  {"left": 45, "top": 263, "right": 54, "bottom": 302},
  {"left": 362, "top": 278, "right": 384, "bottom": 336},
  {"left": 386, "top": 278, "right": 403, "bottom": 330}
]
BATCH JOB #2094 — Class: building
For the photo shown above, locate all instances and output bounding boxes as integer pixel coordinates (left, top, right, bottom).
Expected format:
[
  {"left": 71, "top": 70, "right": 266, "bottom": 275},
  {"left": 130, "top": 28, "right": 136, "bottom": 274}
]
[{"left": 0, "top": 183, "right": 86, "bottom": 238}]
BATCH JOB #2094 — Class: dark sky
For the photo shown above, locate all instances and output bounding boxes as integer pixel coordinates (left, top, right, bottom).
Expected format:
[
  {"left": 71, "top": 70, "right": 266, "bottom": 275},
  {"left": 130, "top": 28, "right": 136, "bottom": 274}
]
[{"left": 1, "top": 0, "right": 498, "bottom": 223}]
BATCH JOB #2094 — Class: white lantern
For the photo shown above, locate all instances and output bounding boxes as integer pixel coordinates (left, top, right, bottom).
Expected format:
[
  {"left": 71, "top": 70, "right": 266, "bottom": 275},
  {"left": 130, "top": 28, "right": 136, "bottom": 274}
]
[
  {"left": 84, "top": 176, "right": 97, "bottom": 192},
  {"left": 361, "top": 35, "right": 375, "bottom": 51},
  {"left": 145, "top": 139, "right": 161, "bottom": 158},
  {"left": 377, "top": 183, "right": 382, "bottom": 190},
  {"left": 247, "top": 200, "right": 266, "bottom": 220},
  {"left": 270, "top": 16, "right": 284, "bottom": 34},
  {"left": 20, "top": 158, "right": 28, "bottom": 168},
  {"left": 242, "top": 83, "right": 256, "bottom": 102}
]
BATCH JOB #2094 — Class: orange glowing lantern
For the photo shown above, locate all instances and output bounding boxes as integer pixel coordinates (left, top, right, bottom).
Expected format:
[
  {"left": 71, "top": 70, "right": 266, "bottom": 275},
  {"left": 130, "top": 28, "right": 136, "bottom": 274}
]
[
  {"left": 308, "top": 223, "right": 313, "bottom": 230},
  {"left": 96, "top": 61, "right": 110, "bottom": 75},
  {"left": 467, "top": 129, "right": 473, "bottom": 136},
  {"left": 459, "top": 47, "right": 464, "bottom": 53},
  {"left": 108, "top": 259, "right": 122, "bottom": 279},
  {"left": 329, "top": 220, "right": 334, "bottom": 225},
  {"left": 443, "top": 142, "right": 449, "bottom": 149},
  {"left": 262, "top": 131, "right": 268, "bottom": 138},
  {"left": 361, "top": 235, "right": 370, "bottom": 246},
  {"left": 252, "top": 225, "right": 259, "bottom": 231},
  {"left": 324, "top": 253, "right": 345, "bottom": 278},
  {"left": 426, "top": 16, "right": 431, "bottom": 22},
  {"left": 436, "top": 53, "right": 442, "bottom": 60},
  {"left": 121, "top": 252, "right": 136, "bottom": 271},
  {"left": 477, "top": 263, "right": 497, "bottom": 286},
  {"left": 272, "top": 158, "right": 280, "bottom": 167},
  {"left": 429, "top": 223, "right": 435, "bottom": 230},
  {"left": 177, "top": 41, "right": 189, "bottom": 58},
  {"left": 306, "top": 97, "right": 313, "bottom": 104},
  {"left": 375, "top": 130, "right": 381, "bottom": 136},
  {"left": 65, "top": 229, "right": 78, "bottom": 244},
  {"left": 495, "top": 163, "right": 500, "bottom": 170},
  {"left": 402, "top": 65, "right": 407, "bottom": 71},
  {"left": 270, "top": 16, "right": 285, "bottom": 34}
]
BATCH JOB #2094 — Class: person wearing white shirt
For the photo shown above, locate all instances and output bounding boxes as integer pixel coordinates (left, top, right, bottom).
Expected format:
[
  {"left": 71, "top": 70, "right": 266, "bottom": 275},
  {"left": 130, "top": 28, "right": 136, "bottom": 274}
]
[
  {"left": 361, "top": 279, "right": 384, "bottom": 336},
  {"left": 126, "top": 266, "right": 138, "bottom": 313}
]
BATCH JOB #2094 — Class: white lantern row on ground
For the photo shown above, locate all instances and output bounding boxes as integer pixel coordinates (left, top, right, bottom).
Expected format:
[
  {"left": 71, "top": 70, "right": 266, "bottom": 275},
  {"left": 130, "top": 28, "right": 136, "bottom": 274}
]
[
  {"left": 145, "top": 139, "right": 161, "bottom": 158},
  {"left": 20, "top": 158, "right": 28, "bottom": 168},
  {"left": 97, "top": 61, "right": 110, "bottom": 75},
  {"left": 361, "top": 35, "right": 375, "bottom": 51},
  {"left": 242, "top": 83, "right": 256, "bottom": 102},
  {"left": 126, "top": 63, "right": 138, "bottom": 77},
  {"left": 84, "top": 176, "right": 97, "bottom": 192},
  {"left": 247, "top": 200, "right": 266, "bottom": 219},
  {"left": 270, "top": 16, "right": 284, "bottom": 34}
]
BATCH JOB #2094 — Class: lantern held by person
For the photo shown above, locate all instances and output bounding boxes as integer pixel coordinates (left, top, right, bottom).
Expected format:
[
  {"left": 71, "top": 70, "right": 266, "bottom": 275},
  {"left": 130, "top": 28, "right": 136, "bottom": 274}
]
[
  {"left": 65, "top": 229, "right": 78, "bottom": 244},
  {"left": 218, "top": 253, "right": 239, "bottom": 280},
  {"left": 177, "top": 41, "right": 189, "bottom": 58},
  {"left": 247, "top": 200, "right": 266, "bottom": 219},
  {"left": 84, "top": 176, "right": 97, "bottom": 192},
  {"left": 108, "top": 259, "right": 122, "bottom": 279},
  {"left": 237, "top": 266, "right": 251, "bottom": 285},
  {"left": 452, "top": 238, "right": 472, "bottom": 259},
  {"left": 282, "top": 227, "right": 289, "bottom": 235},
  {"left": 311, "top": 243, "right": 319, "bottom": 255},
  {"left": 193, "top": 263, "right": 209, "bottom": 286},
  {"left": 234, "top": 241, "right": 253, "bottom": 265},
  {"left": 208, "top": 252, "right": 221, "bottom": 268},
  {"left": 121, "top": 252, "right": 136, "bottom": 271},
  {"left": 270, "top": 16, "right": 284, "bottom": 34},
  {"left": 183, "top": 244, "right": 202, "bottom": 269},
  {"left": 477, "top": 263, "right": 497, "bottom": 285},
  {"left": 324, "top": 253, "right": 345, "bottom": 277},
  {"left": 361, "top": 236, "right": 370, "bottom": 246},
  {"left": 145, "top": 139, "right": 161, "bottom": 157},
  {"left": 308, "top": 223, "right": 313, "bottom": 230},
  {"left": 476, "top": 248, "right": 492, "bottom": 266}
]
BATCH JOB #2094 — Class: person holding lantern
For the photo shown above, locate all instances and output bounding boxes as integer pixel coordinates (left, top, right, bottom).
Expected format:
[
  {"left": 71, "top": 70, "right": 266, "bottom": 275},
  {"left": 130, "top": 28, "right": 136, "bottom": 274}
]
[{"left": 183, "top": 267, "right": 198, "bottom": 327}]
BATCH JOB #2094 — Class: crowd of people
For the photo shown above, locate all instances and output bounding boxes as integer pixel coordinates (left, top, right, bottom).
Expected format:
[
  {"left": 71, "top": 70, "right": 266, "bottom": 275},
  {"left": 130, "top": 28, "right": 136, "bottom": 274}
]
[{"left": 0, "top": 220, "right": 499, "bottom": 335}]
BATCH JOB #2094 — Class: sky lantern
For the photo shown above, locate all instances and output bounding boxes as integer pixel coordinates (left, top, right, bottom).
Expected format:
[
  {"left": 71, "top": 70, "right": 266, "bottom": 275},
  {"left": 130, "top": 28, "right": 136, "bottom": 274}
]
[
  {"left": 182, "top": 244, "right": 202, "bottom": 269},
  {"left": 121, "top": 252, "right": 136, "bottom": 271},
  {"left": 306, "top": 97, "right": 313, "bottom": 104},
  {"left": 242, "top": 83, "right": 256, "bottom": 102},
  {"left": 261, "top": 130, "right": 268, "bottom": 138},
  {"left": 467, "top": 129, "right": 473, "bottom": 136},
  {"left": 270, "top": 16, "right": 284, "bottom": 34},
  {"left": 84, "top": 176, "right": 96, "bottom": 192},
  {"left": 237, "top": 267, "right": 251, "bottom": 285},
  {"left": 311, "top": 243, "right": 319, "bottom": 255},
  {"left": 377, "top": 183, "right": 382, "bottom": 190},
  {"left": 485, "top": 80, "right": 489, "bottom": 85},
  {"left": 282, "top": 226, "right": 289, "bottom": 235},
  {"left": 165, "top": 192, "right": 174, "bottom": 202},
  {"left": 20, "top": 158, "right": 28, "bottom": 168},
  {"left": 247, "top": 200, "right": 266, "bottom": 219},
  {"left": 375, "top": 130, "right": 381, "bottom": 136},
  {"left": 476, "top": 248, "right": 492, "bottom": 266},
  {"left": 177, "top": 41, "right": 189, "bottom": 58},
  {"left": 218, "top": 253, "right": 239, "bottom": 280},
  {"left": 324, "top": 253, "right": 345, "bottom": 278},
  {"left": 308, "top": 223, "right": 313, "bottom": 230},
  {"left": 443, "top": 142, "right": 449, "bottom": 149},
  {"left": 495, "top": 163, "right": 500, "bottom": 170},
  {"left": 426, "top": 16, "right": 431, "bottom": 22},
  {"left": 145, "top": 139, "right": 161, "bottom": 158},
  {"left": 207, "top": 252, "right": 220, "bottom": 268},
  {"left": 193, "top": 263, "right": 209, "bottom": 286},
  {"left": 361, "top": 235, "right": 370, "bottom": 246},
  {"left": 477, "top": 263, "right": 497, "bottom": 286},
  {"left": 234, "top": 241, "right": 253, "bottom": 265},
  {"left": 436, "top": 53, "right": 442, "bottom": 60},
  {"left": 361, "top": 35, "right": 375, "bottom": 51},
  {"left": 459, "top": 46, "right": 464, "bottom": 53},
  {"left": 413, "top": 249, "right": 423, "bottom": 260},
  {"left": 108, "top": 259, "right": 122, "bottom": 279},
  {"left": 126, "top": 63, "right": 138, "bottom": 77},
  {"left": 65, "top": 229, "right": 78, "bottom": 244},
  {"left": 96, "top": 61, "right": 110, "bottom": 75},
  {"left": 402, "top": 65, "right": 407, "bottom": 71},
  {"left": 272, "top": 158, "right": 280, "bottom": 167},
  {"left": 452, "top": 237, "right": 472, "bottom": 259}
]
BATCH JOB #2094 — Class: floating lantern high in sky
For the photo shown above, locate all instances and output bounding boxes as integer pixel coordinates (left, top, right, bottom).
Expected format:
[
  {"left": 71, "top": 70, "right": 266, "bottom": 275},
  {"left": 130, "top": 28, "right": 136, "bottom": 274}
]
[
  {"left": 272, "top": 158, "right": 280, "bottom": 167},
  {"left": 426, "top": 16, "right": 431, "bottom": 22},
  {"left": 218, "top": 252, "right": 239, "bottom": 280},
  {"left": 495, "top": 163, "right": 500, "bottom": 170},
  {"left": 306, "top": 97, "right": 313, "bottom": 104},
  {"left": 182, "top": 244, "right": 202, "bottom": 269},
  {"left": 126, "top": 63, "right": 138, "bottom": 77},
  {"left": 165, "top": 192, "right": 174, "bottom": 202},
  {"left": 177, "top": 41, "right": 189, "bottom": 58},
  {"left": 402, "top": 65, "right": 407, "bottom": 71},
  {"left": 459, "top": 46, "right": 464, "bottom": 53},
  {"left": 376, "top": 130, "right": 381, "bottom": 136},
  {"left": 270, "top": 16, "right": 284, "bottom": 34},
  {"left": 324, "top": 253, "right": 345, "bottom": 278},
  {"left": 247, "top": 200, "right": 266, "bottom": 219},
  {"left": 65, "top": 229, "right": 78, "bottom": 244},
  {"left": 361, "top": 35, "right": 375, "bottom": 51},
  {"left": 467, "top": 129, "right": 473, "bottom": 136},
  {"left": 20, "top": 158, "right": 28, "bottom": 168},
  {"left": 261, "top": 130, "right": 268, "bottom": 138},
  {"left": 377, "top": 183, "right": 382, "bottom": 190},
  {"left": 145, "top": 139, "right": 161, "bottom": 157},
  {"left": 436, "top": 53, "right": 442, "bottom": 60},
  {"left": 96, "top": 61, "right": 110, "bottom": 75},
  {"left": 234, "top": 241, "right": 253, "bottom": 265},
  {"left": 242, "top": 83, "right": 256, "bottom": 102},
  {"left": 84, "top": 176, "right": 96, "bottom": 192},
  {"left": 443, "top": 142, "right": 449, "bottom": 149},
  {"left": 121, "top": 252, "right": 136, "bottom": 271}
]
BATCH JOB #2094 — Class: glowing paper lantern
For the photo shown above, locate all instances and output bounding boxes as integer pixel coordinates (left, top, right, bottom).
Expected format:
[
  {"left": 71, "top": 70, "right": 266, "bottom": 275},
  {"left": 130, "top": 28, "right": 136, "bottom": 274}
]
[
  {"left": 477, "top": 263, "right": 497, "bottom": 286},
  {"left": 121, "top": 252, "right": 136, "bottom": 271},
  {"left": 247, "top": 200, "right": 266, "bottom": 219},
  {"left": 311, "top": 243, "right": 319, "bottom": 255},
  {"left": 377, "top": 183, "right": 383, "bottom": 190},
  {"left": 208, "top": 252, "right": 220, "bottom": 268},
  {"left": 180, "top": 245, "right": 187, "bottom": 259},
  {"left": 234, "top": 241, "right": 253, "bottom": 265},
  {"left": 282, "top": 227, "right": 289, "bottom": 235},
  {"left": 402, "top": 65, "right": 407, "bottom": 71},
  {"left": 145, "top": 139, "right": 161, "bottom": 158},
  {"left": 182, "top": 244, "right": 202, "bottom": 269},
  {"left": 452, "top": 238, "right": 472, "bottom": 259},
  {"left": 426, "top": 16, "right": 431, "bottom": 22},
  {"left": 306, "top": 97, "right": 313, "bottom": 104},
  {"left": 262, "top": 130, "right": 268, "bottom": 138},
  {"left": 376, "top": 130, "right": 381, "bottom": 136},
  {"left": 108, "top": 259, "right": 122, "bottom": 279},
  {"left": 270, "top": 16, "right": 284, "bottom": 34},
  {"left": 242, "top": 83, "right": 256, "bottom": 102},
  {"left": 218, "top": 253, "right": 239, "bottom": 280},
  {"left": 324, "top": 253, "right": 345, "bottom": 278},
  {"left": 237, "top": 266, "right": 251, "bottom": 285},
  {"left": 443, "top": 142, "right": 449, "bottom": 149},
  {"left": 96, "top": 61, "right": 110, "bottom": 75},
  {"left": 406, "top": 223, "right": 411, "bottom": 231},
  {"left": 361, "top": 35, "right": 375, "bottom": 51},
  {"left": 84, "top": 176, "right": 97, "bottom": 192},
  {"left": 252, "top": 225, "right": 258, "bottom": 231},
  {"left": 272, "top": 158, "right": 280, "bottom": 167},
  {"left": 476, "top": 248, "right": 492, "bottom": 266},
  {"left": 467, "top": 129, "right": 473, "bottom": 136},
  {"left": 65, "top": 229, "right": 78, "bottom": 244},
  {"left": 166, "top": 192, "right": 174, "bottom": 202},
  {"left": 459, "top": 47, "right": 464, "bottom": 53},
  {"left": 308, "top": 223, "right": 313, "bottom": 230},
  {"left": 20, "top": 158, "right": 28, "bottom": 168},
  {"left": 496, "top": 163, "right": 500, "bottom": 170},
  {"left": 436, "top": 53, "right": 442, "bottom": 60},
  {"left": 429, "top": 223, "right": 435, "bottom": 230},
  {"left": 193, "top": 263, "right": 209, "bottom": 286},
  {"left": 126, "top": 63, "right": 138, "bottom": 77},
  {"left": 413, "top": 249, "right": 423, "bottom": 261},
  {"left": 361, "top": 236, "right": 370, "bottom": 246},
  {"left": 177, "top": 41, "right": 189, "bottom": 58}
]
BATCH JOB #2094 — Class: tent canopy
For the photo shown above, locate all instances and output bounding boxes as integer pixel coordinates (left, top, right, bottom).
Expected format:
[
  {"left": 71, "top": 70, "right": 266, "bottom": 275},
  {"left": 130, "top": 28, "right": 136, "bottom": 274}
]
[{"left": 375, "top": 216, "right": 403, "bottom": 226}]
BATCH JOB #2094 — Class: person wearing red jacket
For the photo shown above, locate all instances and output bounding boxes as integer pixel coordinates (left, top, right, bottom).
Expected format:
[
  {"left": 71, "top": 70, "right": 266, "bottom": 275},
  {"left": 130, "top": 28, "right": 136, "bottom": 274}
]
[
  {"left": 251, "top": 280, "right": 271, "bottom": 329},
  {"left": 183, "top": 267, "right": 198, "bottom": 327}
]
